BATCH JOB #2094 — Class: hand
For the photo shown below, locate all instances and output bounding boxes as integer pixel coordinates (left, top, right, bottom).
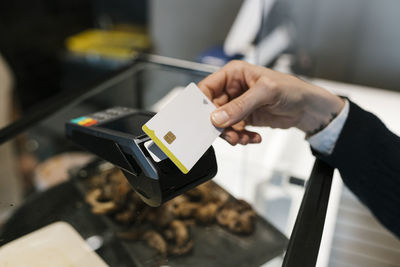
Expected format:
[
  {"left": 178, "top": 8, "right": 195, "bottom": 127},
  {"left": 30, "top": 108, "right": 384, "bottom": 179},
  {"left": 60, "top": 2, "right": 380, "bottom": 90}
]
[{"left": 198, "top": 60, "right": 344, "bottom": 145}]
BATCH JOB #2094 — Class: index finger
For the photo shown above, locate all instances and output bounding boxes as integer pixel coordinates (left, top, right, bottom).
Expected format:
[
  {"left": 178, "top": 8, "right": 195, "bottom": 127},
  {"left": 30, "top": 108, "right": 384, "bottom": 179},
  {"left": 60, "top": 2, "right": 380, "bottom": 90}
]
[{"left": 198, "top": 68, "right": 227, "bottom": 101}]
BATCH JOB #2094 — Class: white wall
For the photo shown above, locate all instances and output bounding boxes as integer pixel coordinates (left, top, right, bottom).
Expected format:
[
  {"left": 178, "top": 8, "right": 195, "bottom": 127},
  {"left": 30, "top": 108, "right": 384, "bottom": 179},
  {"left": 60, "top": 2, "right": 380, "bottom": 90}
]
[
  {"left": 150, "top": 0, "right": 400, "bottom": 91},
  {"left": 149, "top": 0, "right": 243, "bottom": 60},
  {"left": 287, "top": 0, "right": 400, "bottom": 91}
]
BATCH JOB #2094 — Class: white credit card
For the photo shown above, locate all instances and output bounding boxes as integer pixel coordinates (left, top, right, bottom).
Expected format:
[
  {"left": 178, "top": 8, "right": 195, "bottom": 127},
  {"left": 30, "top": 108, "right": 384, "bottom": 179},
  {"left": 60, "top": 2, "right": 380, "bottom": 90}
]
[{"left": 142, "top": 83, "right": 222, "bottom": 174}]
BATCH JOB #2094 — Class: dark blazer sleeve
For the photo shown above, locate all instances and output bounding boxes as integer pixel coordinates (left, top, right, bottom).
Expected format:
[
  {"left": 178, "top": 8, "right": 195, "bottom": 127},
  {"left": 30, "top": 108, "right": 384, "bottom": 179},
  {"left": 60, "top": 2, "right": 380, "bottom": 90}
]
[{"left": 314, "top": 101, "right": 400, "bottom": 238}]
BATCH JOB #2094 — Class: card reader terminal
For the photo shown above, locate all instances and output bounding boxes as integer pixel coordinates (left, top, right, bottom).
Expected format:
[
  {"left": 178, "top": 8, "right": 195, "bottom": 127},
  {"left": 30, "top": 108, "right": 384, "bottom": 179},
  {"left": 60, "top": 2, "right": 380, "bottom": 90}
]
[{"left": 66, "top": 107, "right": 218, "bottom": 206}]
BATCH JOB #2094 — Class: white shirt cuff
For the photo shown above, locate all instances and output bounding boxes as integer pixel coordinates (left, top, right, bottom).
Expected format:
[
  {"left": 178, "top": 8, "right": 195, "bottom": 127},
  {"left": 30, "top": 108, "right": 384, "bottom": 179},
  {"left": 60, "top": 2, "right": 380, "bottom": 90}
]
[{"left": 307, "top": 99, "right": 349, "bottom": 155}]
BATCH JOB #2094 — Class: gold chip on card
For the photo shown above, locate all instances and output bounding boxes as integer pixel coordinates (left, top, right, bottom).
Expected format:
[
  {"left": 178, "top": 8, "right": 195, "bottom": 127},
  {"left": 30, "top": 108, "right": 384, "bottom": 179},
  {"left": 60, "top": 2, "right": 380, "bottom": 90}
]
[{"left": 164, "top": 131, "right": 176, "bottom": 144}]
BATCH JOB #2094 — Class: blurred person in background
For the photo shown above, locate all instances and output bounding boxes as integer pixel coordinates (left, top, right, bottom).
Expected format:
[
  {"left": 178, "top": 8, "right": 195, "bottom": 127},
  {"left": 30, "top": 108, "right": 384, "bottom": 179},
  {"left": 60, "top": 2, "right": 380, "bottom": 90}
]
[{"left": 199, "top": 60, "right": 400, "bottom": 238}]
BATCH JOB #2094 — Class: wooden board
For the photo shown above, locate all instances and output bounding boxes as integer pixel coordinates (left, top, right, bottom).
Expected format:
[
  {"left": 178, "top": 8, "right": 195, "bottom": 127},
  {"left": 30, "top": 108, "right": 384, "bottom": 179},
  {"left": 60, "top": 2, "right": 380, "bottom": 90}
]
[{"left": 0, "top": 222, "right": 108, "bottom": 267}]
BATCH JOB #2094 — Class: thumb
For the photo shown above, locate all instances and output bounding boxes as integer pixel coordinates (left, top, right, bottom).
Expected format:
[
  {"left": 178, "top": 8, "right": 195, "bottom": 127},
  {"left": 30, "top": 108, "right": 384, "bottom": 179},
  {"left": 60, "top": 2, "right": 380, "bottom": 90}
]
[{"left": 211, "top": 88, "right": 262, "bottom": 128}]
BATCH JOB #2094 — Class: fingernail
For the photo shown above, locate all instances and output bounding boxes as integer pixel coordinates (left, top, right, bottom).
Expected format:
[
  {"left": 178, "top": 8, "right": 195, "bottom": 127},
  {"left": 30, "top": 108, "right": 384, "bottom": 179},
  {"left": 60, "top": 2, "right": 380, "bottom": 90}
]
[{"left": 212, "top": 110, "right": 229, "bottom": 126}]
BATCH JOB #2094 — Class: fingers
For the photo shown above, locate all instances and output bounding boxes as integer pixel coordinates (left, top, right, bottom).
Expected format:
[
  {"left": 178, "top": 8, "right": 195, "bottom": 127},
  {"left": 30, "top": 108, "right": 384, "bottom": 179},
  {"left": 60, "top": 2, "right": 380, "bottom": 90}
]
[
  {"left": 198, "top": 68, "right": 227, "bottom": 100},
  {"left": 232, "top": 121, "right": 246, "bottom": 131},
  {"left": 210, "top": 85, "right": 264, "bottom": 128},
  {"left": 222, "top": 128, "right": 262, "bottom": 146},
  {"left": 198, "top": 60, "right": 266, "bottom": 146},
  {"left": 198, "top": 60, "right": 249, "bottom": 102},
  {"left": 213, "top": 93, "right": 229, "bottom": 107}
]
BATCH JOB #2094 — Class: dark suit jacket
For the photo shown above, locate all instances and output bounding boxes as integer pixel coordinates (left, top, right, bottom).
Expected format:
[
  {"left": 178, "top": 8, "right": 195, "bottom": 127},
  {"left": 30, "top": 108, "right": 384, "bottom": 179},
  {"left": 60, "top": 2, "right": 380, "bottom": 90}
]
[{"left": 315, "top": 101, "right": 400, "bottom": 238}]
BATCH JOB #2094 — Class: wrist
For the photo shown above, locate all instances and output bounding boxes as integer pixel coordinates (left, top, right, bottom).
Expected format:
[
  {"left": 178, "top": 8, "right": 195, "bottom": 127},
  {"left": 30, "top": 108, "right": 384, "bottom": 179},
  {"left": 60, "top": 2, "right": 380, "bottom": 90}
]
[{"left": 297, "top": 86, "right": 345, "bottom": 135}]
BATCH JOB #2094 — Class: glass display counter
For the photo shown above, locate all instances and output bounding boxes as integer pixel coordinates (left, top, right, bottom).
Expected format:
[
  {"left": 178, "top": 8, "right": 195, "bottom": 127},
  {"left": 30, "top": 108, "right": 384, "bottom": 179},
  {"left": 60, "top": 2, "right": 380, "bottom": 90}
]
[{"left": 0, "top": 55, "right": 332, "bottom": 267}]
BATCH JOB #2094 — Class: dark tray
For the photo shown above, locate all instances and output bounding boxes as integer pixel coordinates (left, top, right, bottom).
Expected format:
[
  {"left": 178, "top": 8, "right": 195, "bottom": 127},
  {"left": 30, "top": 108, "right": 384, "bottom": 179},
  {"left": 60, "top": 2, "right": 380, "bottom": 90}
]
[{"left": 0, "top": 159, "right": 288, "bottom": 267}]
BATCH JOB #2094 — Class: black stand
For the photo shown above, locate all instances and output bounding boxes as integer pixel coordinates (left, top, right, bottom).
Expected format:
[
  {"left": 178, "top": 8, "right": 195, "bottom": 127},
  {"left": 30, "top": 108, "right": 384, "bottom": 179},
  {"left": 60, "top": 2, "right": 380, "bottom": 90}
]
[{"left": 282, "top": 159, "right": 334, "bottom": 267}]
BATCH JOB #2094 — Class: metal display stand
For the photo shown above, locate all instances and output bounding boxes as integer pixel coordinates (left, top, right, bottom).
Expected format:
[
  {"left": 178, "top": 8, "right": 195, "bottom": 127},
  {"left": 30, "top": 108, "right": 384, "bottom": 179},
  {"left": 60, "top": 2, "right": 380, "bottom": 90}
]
[
  {"left": 283, "top": 159, "right": 334, "bottom": 267},
  {"left": 0, "top": 54, "right": 335, "bottom": 266}
]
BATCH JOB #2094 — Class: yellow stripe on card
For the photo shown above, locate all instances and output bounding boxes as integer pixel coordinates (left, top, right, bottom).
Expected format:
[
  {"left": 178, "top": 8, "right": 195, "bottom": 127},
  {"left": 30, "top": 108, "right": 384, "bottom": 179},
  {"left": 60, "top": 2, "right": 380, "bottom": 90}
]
[{"left": 142, "top": 125, "right": 189, "bottom": 174}]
